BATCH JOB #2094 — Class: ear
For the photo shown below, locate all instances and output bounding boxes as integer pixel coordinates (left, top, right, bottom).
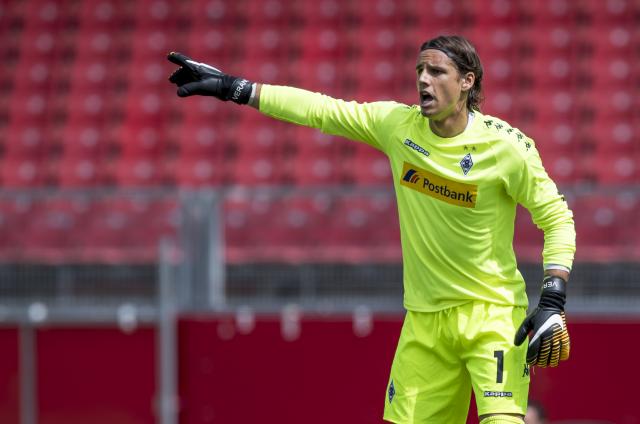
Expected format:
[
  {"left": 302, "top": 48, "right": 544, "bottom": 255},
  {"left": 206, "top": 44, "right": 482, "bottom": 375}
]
[{"left": 461, "top": 72, "right": 475, "bottom": 92}]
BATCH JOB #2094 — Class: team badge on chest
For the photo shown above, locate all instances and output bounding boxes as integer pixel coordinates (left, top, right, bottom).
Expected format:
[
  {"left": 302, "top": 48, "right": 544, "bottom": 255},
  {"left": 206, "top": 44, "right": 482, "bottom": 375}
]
[{"left": 460, "top": 153, "right": 473, "bottom": 175}]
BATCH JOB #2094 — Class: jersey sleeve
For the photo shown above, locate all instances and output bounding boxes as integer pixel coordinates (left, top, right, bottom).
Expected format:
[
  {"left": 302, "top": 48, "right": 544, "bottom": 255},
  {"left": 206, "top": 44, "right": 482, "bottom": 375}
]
[
  {"left": 258, "top": 84, "right": 399, "bottom": 153},
  {"left": 502, "top": 137, "right": 576, "bottom": 270}
]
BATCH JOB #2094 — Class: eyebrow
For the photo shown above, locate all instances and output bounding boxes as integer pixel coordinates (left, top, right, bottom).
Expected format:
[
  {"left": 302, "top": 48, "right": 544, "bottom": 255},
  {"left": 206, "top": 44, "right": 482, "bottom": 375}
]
[{"left": 415, "top": 63, "right": 448, "bottom": 72}]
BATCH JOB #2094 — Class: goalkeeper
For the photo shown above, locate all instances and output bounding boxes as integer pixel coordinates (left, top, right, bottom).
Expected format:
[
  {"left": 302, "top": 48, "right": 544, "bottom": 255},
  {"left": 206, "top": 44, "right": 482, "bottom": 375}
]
[{"left": 168, "top": 35, "right": 575, "bottom": 424}]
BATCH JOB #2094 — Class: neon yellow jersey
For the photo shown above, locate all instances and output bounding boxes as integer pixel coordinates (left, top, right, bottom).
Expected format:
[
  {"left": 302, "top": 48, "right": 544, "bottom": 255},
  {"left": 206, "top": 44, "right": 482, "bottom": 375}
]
[{"left": 259, "top": 85, "right": 576, "bottom": 312}]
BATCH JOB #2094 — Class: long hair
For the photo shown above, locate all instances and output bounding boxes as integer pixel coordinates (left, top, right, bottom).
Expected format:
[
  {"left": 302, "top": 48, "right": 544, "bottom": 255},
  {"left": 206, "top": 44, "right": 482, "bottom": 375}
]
[{"left": 420, "top": 35, "right": 484, "bottom": 112}]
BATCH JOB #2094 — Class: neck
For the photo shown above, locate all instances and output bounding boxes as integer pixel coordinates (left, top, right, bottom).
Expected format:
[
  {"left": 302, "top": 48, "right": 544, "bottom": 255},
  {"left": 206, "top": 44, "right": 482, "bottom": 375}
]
[{"left": 429, "top": 103, "right": 470, "bottom": 138}]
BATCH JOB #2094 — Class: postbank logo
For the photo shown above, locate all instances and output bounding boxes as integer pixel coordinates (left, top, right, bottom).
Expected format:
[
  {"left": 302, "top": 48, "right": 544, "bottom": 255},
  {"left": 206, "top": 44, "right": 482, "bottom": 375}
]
[{"left": 400, "top": 162, "right": 478, "bottom": 208}]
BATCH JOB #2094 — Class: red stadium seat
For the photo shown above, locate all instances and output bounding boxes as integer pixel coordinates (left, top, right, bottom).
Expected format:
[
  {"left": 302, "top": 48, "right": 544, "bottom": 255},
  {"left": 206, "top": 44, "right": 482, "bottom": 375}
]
[
  {"left": 176, "top": 124, "right": 228, "bottom": 157},
  {"left": 118, "top": 123, "right": 167, "bottom": 157},
  {"left": 73, "top": 30, "right": 121, "bottom": 60},
  {"left": 239, "top": 26, "right": 292, "bottom": 61},
  {"left": 467, "top": 27, "right": 517, "bottom": 58},
  {"left": 344, "top": 152, "right": 392, "bottom": 187},
  {"left": 290, "top": 156, "right": 343, "bottom": 186},
  {"left": 576, "top": 55, "right": 633, "bottom": 90},
  {"left": 348, "top": 57, "right": 404, "bottom": 97},
  {"left": 244, "top": 0, "right": 296, "bottom": 26},
  {"left": 232, "top": 118, "right": 290, "bottom": 158},
  {"left": 21, "top": 198, "right": 88, "bottom": 254},
  {"left": 133, "top": 0, "right": 186, "bottom": 30},
  {"left": 317, "top": 196, "right": 400, "bottom": 260},
  {"left": 254, "top": 196, "right": 330, "bottom": 254},
  {"left": 350, "top": 0, "right": 404, "bottom": 25},
  {"left": 175, "top": 157, "right": 225, "bottom": 187},
  {"left": 77, "top": 0, "right": 134, "bottom": 30},
  {"left": 350, "top": 26, "right": 403, "bottom": 61},
  {"left": 515, "top": 0, "right": 574, "bottom": 23},
  {"left": 575, "top": 0, "right": 635, "bottom": 24},
  {"left": 593, "top": 153, "right": 639, "bottom": 185},
  {"left": 223, "top": 194, "right": 258, "bottom": 254},
  {"left": 3, "top": 122, "right": 48, "bottom": 158},
  {"left": 467, "top": 0, "right": 518, "bottom": 26},
  {"left": 113, "top": 158, "right": 163, "bottom": 186},
  {"left": 543, "top": 155, "right": 587, "bottom": 185},
  {"left": 517, "top": 53, "right": 572, "bottom": 89},
  {"left": 288, "top": 58, "right": 345, "bottom": 96},
  {"left": 0, "top": 196, "right": 35, "bottom": 254},
  {"left": 186, "top": 27, "right": 238, "bottom": 62},
  {"left": 228, "top": 155, "right": 286, "bottom": 186},
  {"left": 190, "top": 0, "right": 244, "bottom": 27},
  {"left": 80, "top": 199, "right": 137, "bottom": 252},
  {"left": 290, "top": 127, "right": 342, "bottom": 160},
  {"left": 513, "top": 205, "right": 544, "bottom": 260},
  {"left": 7, "top": 90, "right": 50, "bottom": 125},
  {"left": 514, "top": 24, "right": 574, "bottom": 54},
  {"left": 575, "top": 88, "right": 635, "bottom": 123},
  {"left": 572, "top": 194, "right": 625, "bottom": 260},
  {"left": 57, "top": 157, "right": 105, "bottom": 187},
  {"left": 296, "top": 0, "right": 350, "bottom": 26},
  {"left": 530, "top": 119, "right": 580, "bottom": 156},
  {"left": 298, "top": 26, "right": 349, "bottom": 61},
  {"left": 1, "top": 158, "right": 44, "bottom": 187},
  {"left": 129, "top": 27, "right": 177, "bottom": 61},
  {"left": 122, "top": 90, "right": 170, "bottom": 126},
  {"left": 586, "top": 121, "right": 637, "bottom": 155}
]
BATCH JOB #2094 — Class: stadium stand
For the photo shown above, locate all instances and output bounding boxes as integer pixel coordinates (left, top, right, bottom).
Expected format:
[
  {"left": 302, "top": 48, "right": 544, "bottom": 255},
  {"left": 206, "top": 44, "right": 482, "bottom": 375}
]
[{"left": 0, "top": 0, "right": 638, "bottom": 263}]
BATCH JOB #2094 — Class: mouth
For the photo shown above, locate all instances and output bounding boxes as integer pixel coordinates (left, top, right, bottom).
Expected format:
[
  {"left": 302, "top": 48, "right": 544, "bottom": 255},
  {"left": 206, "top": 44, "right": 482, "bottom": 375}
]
[{"left": 420, "top": 92, "right": 435, "bottom": 107}]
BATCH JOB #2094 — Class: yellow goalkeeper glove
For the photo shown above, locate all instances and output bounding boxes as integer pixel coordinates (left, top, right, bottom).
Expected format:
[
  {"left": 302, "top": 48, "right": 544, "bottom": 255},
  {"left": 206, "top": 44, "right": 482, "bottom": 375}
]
[{"left": 514, "top": 275, "right": 570, "bottom": 367}]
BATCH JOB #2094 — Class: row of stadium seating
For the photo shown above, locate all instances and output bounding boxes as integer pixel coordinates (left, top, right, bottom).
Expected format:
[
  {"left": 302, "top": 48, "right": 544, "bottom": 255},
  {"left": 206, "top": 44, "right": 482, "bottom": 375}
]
[
  {"left": 0, "top": 192, "right": 637, "bottom": 262},
  {"left": 4, "top": 0, "right": 638, "bottom": 28},
  {"left": 0, "top": 0, "right": 638, "bottom": 263},
  {"left": 2, "top": 0, "right": 639, "bottom": 188}
]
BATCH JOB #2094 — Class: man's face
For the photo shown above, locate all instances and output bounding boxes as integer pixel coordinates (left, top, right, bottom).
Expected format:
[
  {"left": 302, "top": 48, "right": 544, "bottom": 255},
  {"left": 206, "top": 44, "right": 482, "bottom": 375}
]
[{"left": 415, "top": 49, "right": 470, "bottom": 120}]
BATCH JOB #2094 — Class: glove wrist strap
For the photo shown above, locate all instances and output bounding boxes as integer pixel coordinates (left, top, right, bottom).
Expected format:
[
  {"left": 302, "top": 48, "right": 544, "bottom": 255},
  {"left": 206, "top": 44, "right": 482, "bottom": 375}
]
[
  {"left": 539, "top": 275, "right": 566, "bottom": 310},
  {"left": 226, "top": 76, "right": 253, "bottom": 104}
]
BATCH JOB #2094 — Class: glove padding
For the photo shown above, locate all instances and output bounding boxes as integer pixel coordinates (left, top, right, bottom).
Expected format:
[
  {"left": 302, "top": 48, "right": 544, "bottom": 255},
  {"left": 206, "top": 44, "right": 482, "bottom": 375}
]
[
  {"left": 514, "top": 275, "right": 570, "bottom": 367},
  {"left": 167, "top": 52, "right": 253, "bottom": 103}
]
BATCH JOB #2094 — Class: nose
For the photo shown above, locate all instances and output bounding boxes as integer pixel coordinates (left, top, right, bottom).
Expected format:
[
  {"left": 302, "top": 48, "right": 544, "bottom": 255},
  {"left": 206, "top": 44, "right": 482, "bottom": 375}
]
[{"left": 418, "top": 69, "right": 431, "bottom": 86}]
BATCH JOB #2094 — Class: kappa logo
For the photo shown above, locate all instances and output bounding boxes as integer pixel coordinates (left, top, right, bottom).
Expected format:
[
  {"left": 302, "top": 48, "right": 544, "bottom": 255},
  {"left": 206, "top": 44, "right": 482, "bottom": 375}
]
[
  {"left": 400, "top": 162, "right": 478, "bottom": 208},
  {"left": 403, "top": 138, "right": 430, "bottom": 157},
  {"left": 484, "top": 391, "right": 513, "bottom": 398}
]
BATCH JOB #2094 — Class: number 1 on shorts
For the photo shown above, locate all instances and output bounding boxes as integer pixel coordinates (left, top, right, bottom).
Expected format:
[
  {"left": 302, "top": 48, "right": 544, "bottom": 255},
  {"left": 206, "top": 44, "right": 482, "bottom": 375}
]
[{"left": 493, "top": 350, "right": 504, "bottom": 383}]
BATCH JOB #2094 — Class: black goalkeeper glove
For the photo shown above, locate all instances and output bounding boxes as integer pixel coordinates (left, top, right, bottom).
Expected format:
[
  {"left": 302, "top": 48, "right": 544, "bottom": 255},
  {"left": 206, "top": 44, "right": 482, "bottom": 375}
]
[
  {"left": 167, "top": 52, "right": 253, "bottom": 104},
  {"left": 514, "top": 275, "right": 570, "bottom": 367}
]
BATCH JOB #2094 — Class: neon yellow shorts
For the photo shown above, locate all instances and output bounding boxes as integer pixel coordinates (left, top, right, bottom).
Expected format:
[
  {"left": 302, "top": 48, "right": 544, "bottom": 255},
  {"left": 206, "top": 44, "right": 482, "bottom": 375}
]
[{"left": 383, "top": 302, "right": 530, "bottom": 423}]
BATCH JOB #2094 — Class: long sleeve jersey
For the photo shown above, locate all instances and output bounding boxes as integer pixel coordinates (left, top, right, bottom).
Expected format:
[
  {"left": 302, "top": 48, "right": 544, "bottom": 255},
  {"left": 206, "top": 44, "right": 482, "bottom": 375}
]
[{"left": 259, "top": 85, "right": 576, "bottom": 312}]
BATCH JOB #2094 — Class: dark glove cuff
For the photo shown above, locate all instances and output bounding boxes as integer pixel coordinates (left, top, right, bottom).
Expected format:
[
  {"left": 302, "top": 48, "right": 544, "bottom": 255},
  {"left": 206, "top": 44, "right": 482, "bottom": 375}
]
[
  {"left": 538, "top": 275, "right": 567, "bottom": 310},
  {"left": 225, "top": 75, "right": 253, "bottom": 104}
]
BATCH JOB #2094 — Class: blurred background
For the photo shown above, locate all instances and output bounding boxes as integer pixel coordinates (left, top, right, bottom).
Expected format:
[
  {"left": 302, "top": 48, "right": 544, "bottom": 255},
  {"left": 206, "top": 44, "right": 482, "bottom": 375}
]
[{"left": 0, "top": 0, "right": 638, "bottom": 423}]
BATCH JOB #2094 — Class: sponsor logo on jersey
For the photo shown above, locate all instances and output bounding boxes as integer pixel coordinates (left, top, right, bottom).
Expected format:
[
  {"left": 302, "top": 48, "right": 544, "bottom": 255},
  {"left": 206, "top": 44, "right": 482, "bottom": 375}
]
[
  {"left": 460, "top": 153, "right": 473, "bottom": 175},
  {"left": 484, "top": 391, "right": 513, "bottom": 398},
  {"left": 400, "top": 162, "right": 477, "bottom": 208},
  {"left": 388, "top": 380, "right": 396, "bottom": 403},
  {"left": 403, "top": 138, "right": 430, "bottom": 157}
]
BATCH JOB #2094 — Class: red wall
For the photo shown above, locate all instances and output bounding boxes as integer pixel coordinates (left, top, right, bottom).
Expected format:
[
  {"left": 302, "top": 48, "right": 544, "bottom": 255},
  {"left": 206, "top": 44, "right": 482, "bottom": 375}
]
[
  {"left": 178, "top": 315, "right": 640, "bottom": 424},
  {"left": 36, "top": 327, "right": 156, "bottom": 424},
  {"left": 0, "top": 317, "right": 638, "bottom": 423},
  {"left": 0, "top": 328, "right": 20, "bottom": 424}
]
